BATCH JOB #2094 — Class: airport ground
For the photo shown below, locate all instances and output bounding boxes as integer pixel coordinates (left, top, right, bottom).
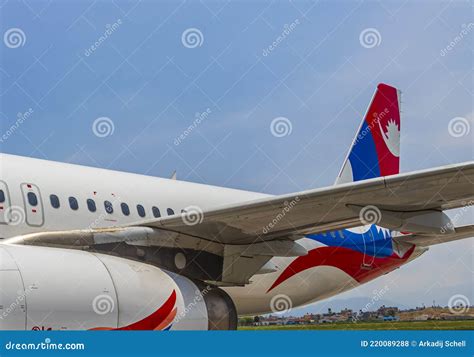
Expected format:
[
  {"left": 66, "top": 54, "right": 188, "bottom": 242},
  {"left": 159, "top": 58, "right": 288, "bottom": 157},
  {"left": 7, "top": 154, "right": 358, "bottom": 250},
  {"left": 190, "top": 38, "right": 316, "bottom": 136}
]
[{"left": 239, "top": 320, "right": 474, "bottom": 330}]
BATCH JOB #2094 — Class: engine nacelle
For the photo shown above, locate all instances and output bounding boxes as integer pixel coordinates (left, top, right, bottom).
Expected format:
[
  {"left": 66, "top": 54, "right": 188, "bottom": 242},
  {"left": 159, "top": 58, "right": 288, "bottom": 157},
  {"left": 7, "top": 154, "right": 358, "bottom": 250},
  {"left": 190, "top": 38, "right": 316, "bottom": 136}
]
[{"left": 0, "top": 244, "right": 237, "bottom": 330}]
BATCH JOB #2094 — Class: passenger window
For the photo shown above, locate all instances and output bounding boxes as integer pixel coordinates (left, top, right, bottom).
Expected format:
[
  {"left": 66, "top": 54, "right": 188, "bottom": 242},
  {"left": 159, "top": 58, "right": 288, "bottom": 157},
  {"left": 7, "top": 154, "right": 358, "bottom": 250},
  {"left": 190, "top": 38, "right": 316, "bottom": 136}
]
[
  {"left": 87, "top": 199, "right": 96, "bottom": 212},
  {"left": 121, "top": 203, "right": 130, "bottom": 216},
  {"left": 338, "top": 230, "right": 344, "bottom": 239},
  {"left": 167, "top": 208, "right": 175, "bottom": 216},
  {"left": 27, "top": 192, "right": 38, "bottom": 206},
  {"left": 69, "top": 197, "right": 79, "bottom": 210},
  {"left": 152, "top": 206, "right": 161, "bottom": 218},
  {"left": 137, "top": 204, "right": 146, "bottom": 218},
  {"left": 104, "top": 200, "right": 113, "bottom": 214},
  {"left": 50, "top": 194, "right": 60, "bottom": 208},
  {"left": 0, "top": 190, "right": 5, "bottom": 203}
]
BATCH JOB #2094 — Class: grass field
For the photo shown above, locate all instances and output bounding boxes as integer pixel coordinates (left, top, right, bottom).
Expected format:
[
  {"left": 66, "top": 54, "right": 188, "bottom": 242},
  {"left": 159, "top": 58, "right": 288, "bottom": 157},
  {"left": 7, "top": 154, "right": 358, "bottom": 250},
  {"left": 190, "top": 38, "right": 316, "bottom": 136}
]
[{"left": 239, "top": 320, "right": 474, "bottom": 330}]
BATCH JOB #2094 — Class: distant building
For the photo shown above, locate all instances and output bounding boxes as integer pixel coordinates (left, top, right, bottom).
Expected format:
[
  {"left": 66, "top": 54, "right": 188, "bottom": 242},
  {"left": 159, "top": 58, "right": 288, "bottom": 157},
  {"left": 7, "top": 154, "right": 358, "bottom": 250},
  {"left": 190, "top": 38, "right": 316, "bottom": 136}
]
[
  {"left": 414, "top": 314, "right": 429, "bottom": 321},
  {"left": 242, "top": 303, "right": 473, "bottom": 327}
]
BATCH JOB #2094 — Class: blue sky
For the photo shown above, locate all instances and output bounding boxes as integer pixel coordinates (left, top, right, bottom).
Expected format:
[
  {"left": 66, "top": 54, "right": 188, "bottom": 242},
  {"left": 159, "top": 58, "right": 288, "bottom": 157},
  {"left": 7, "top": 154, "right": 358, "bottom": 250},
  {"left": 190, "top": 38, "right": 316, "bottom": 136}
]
[{"left": 1, "top": 0, "right": 472, "bottom": 309}]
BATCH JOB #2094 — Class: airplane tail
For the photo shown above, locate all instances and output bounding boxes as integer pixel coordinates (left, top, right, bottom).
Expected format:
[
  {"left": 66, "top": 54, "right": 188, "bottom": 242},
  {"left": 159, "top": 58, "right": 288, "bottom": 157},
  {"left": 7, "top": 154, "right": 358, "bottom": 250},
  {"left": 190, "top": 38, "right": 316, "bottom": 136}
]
[{"left": 335, "top": 83, "right": 402, "bottom": 185}]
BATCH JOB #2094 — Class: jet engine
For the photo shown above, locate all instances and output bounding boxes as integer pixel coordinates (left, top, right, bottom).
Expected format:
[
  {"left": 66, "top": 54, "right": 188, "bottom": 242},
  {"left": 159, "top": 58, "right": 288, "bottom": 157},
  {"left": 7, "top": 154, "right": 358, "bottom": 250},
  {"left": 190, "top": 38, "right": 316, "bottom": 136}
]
[{"left": 0, "top": 244, "right": 237, "bottom": 330}]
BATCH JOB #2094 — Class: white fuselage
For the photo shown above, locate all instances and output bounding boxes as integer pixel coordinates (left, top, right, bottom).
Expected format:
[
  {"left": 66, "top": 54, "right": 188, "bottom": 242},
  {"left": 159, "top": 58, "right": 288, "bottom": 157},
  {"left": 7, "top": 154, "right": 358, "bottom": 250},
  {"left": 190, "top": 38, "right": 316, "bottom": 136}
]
[{"left": 0, "top": 153, "right": 416, "bottom": 318}]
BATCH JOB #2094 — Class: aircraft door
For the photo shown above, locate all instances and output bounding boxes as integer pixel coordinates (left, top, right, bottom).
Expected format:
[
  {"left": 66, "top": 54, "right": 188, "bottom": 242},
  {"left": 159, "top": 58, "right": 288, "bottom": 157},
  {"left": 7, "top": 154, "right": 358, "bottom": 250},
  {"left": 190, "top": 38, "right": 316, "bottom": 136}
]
[
  {"left": 0, "top": 181, "right": 11, "bottom": 224},
  {"left": 21, "top": 183, "right": 44, "bottom": 227}
]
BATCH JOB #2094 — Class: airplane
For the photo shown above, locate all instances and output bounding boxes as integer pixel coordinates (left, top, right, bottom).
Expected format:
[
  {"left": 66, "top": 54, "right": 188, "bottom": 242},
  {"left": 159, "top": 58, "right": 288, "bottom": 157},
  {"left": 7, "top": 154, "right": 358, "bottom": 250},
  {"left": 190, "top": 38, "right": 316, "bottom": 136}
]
[{"left": 0, "top": 83, "right": 473, "bottom": 330}]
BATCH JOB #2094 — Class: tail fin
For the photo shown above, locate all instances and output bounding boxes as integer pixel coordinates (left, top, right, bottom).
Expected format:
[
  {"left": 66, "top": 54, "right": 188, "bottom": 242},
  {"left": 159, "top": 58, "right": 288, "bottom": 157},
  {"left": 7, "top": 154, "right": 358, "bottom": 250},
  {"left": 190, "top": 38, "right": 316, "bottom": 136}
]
[{"left": 335, "top": 83, "right": 401, "bottom": 185}]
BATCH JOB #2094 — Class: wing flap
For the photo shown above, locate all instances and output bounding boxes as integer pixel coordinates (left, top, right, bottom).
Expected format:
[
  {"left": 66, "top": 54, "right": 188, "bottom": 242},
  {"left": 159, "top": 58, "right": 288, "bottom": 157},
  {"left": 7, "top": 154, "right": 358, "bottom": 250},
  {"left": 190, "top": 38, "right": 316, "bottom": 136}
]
[{"left": 394, "top": 224, "right": 474, "bottom": 247}]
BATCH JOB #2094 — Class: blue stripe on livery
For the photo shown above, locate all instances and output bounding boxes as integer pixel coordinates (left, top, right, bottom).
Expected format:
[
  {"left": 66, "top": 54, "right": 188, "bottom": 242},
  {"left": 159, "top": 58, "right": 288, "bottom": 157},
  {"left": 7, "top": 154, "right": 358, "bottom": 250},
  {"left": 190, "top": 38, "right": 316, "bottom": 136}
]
[
  {"left": 349, "top": 121, "right": 380, "bottom": 181},
  {"left": 306, "top": 225, "right": 393, "bottom": 257}
]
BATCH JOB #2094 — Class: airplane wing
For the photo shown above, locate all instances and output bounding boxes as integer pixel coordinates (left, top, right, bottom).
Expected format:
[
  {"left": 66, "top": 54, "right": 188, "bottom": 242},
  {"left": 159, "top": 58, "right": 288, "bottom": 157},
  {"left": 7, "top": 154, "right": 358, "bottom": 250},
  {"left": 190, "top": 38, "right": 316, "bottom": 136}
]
[
  {"left": 137, "top": 161, "right": 474, "bottom": 243},
  {"left": 8, "top": 162, "right": 473, "bottom": 285}
]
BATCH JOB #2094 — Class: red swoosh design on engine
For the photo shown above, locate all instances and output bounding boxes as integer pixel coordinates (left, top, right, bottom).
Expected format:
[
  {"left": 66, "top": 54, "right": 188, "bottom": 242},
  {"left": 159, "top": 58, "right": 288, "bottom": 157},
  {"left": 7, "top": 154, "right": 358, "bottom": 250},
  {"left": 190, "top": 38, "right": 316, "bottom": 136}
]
[
  {"left": 90, "top": 290, "right": 177, "bottom": 331},
  {"left": 267, "top": 246, "right": 415, "bottom": 292}
]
